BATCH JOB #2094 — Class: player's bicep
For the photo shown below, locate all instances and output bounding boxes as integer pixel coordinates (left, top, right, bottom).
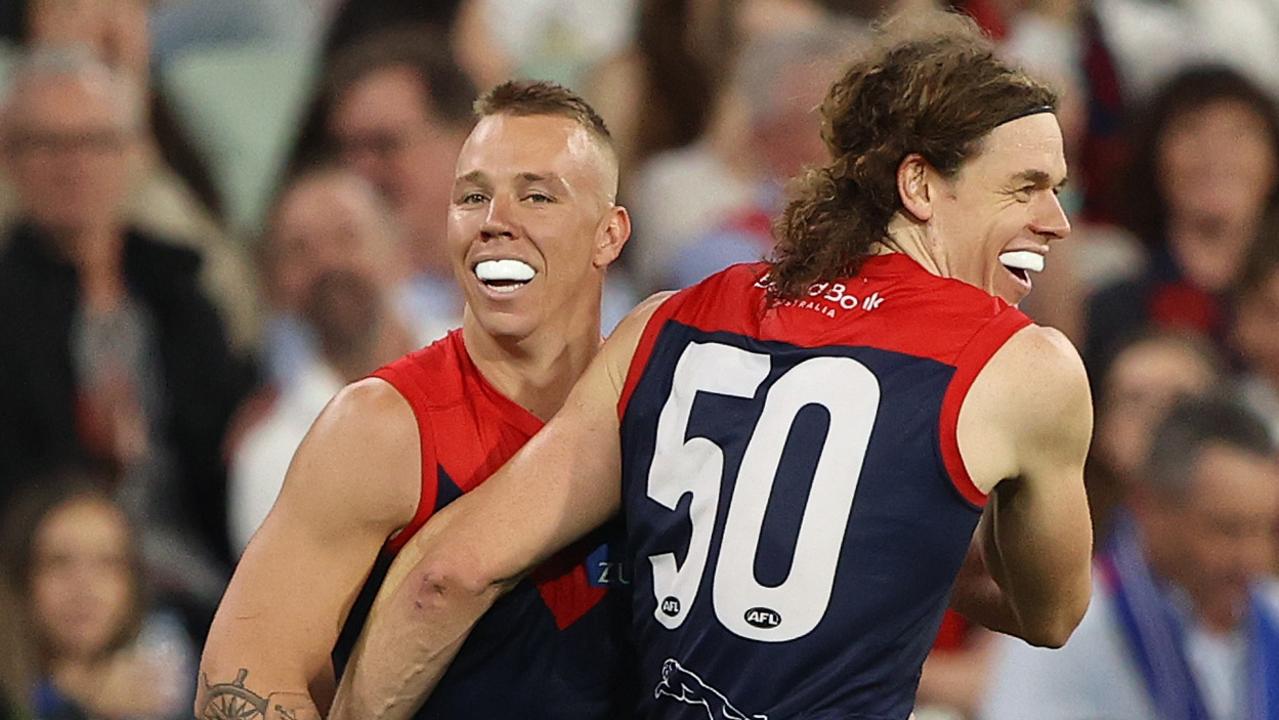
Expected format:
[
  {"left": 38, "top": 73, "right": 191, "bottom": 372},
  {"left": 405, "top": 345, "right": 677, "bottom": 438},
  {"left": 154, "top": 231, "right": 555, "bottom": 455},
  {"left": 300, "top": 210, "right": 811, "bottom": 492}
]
[
  {"left": 198, "top": 382, "right": 419, "bottom": 711},
  {"left": 1002, "top": 327, "right": 1093, "bottom": 545},
  {"left": 958, "top": 326, "right": 1093, "bottom": 644}
]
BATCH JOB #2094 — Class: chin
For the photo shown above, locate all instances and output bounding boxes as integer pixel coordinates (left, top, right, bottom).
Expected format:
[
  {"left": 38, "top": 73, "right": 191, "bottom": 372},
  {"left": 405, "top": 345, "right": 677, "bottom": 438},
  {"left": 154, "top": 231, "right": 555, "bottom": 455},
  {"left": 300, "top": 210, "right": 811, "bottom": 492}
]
[{"left": 471, "top": 310, "right": 538, "bottom": 342}]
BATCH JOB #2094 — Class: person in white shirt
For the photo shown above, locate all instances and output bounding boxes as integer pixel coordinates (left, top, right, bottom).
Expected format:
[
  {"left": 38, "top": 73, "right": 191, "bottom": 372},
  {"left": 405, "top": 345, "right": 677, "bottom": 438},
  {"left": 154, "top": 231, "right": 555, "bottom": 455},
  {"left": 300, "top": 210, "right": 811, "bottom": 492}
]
[
  {"left": 230, "top": 167, "right": 416, "bottom": 552},
  {"left": 981, "top": 393, "right": 1279, "bottom": 720}
]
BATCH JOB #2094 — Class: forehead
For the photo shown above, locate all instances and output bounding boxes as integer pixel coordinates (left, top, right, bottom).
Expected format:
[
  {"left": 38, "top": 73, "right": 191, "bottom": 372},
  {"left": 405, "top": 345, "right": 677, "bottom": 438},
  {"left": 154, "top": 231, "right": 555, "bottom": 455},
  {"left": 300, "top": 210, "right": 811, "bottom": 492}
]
[
  {"left": 1167, "top": 99, "right": 1270, "bottom": 133},
  {"left": 456, "top": 114, "right": 605, "bottom": 182},
  {"left": 333, "top": 66, "right": 433, "bottom": 126},
  {"left": 274, "top": 176, "right": 383, "bottom": 244},
  {"left": 37, "top": 498, "right": 128, "bottom": 548},
  {"left": 1111, "top": 340, "right": 1214, "bottom": 390},
  {"left": 962, "top": 113, "right": 1067, "bottom": 182},
  {"left": 6, "top": 74, "right": 122, "bottom": 129},
  {"left": 281, "top": 174, "right": 374, "bottom": 218},
  {"left": 1190, "top": 443, "right": 1279, "bottom": 505}
]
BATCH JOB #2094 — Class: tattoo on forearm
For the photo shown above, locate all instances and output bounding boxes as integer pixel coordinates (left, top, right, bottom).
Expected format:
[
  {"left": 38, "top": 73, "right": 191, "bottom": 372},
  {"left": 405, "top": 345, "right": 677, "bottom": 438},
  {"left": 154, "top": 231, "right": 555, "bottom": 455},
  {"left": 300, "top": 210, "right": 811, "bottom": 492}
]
[{"left": 197, "top": 669, "right": 305, "bottom": 720}]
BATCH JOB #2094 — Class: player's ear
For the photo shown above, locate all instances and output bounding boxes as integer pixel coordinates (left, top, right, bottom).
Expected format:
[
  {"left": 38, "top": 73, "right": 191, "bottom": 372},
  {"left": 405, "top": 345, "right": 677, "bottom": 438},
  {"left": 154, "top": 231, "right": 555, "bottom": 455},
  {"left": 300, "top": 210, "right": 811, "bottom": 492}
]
[
  {"left": 593, "top": 205, "right": 631, "bottom": 268},
  {"left": 897, "top": 154, "right": 934, "bottom": 222}
]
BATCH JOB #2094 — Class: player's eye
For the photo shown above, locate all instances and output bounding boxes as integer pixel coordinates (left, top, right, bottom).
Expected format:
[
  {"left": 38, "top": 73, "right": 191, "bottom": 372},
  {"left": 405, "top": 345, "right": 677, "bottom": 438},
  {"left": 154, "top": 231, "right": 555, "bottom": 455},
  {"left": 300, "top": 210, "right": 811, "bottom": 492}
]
[
  {"left": 459, "top": 192, "right": 489, "bottom": 205},
  {"left": 524, "top": 192, "right": 555, "bottom": 204}
]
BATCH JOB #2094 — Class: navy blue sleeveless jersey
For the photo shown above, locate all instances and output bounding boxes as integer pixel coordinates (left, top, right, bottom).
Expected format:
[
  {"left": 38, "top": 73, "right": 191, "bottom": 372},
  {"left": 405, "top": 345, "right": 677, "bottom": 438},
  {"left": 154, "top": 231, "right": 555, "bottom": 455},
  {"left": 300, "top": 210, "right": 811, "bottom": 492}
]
[
  {"left": 333, "top": 330, "right": 634, "bottom": 718},
  {"left": 617, "top": 257, "right": 1031, "bottom": 719}
]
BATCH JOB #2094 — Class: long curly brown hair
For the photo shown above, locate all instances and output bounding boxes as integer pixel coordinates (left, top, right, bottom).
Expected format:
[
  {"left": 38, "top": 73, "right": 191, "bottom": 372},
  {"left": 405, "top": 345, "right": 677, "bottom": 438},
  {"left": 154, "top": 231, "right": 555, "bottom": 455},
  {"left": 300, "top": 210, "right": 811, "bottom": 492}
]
[{"left": 769, "top": 11, "right": 1057, "bottom": 299}]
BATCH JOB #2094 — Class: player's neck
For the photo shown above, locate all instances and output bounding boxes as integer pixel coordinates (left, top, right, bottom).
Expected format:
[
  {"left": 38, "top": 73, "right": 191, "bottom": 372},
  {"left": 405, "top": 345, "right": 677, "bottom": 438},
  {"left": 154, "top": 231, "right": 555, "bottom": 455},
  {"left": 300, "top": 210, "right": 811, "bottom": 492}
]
[
  {"left": 880, "top": 214, "right": 947, "bottom": 278},
  {"left": 462, "top": 304, "right": 603, "bottom": 421}
]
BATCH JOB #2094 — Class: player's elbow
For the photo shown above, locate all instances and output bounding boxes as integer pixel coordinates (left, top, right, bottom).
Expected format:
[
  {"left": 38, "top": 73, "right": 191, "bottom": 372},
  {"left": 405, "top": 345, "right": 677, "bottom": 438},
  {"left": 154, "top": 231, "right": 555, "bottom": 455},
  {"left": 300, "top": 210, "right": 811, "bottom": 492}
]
[
  {"left": 1020, "top": 616, "right": 1076, "bottom": 648},
  {"left": 404, "top": 555, "right": 506, "bottom": 616},
  {"left": 1022, "top": 586, "right": 1090, "bottom": 649}
]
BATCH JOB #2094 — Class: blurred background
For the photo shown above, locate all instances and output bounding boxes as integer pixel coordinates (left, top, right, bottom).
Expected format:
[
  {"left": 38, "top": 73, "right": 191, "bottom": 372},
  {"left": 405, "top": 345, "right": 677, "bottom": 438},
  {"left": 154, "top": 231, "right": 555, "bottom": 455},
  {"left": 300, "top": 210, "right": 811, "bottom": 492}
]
[{"left": 0, "top": 1, "right": 1275, "bottom": 719}]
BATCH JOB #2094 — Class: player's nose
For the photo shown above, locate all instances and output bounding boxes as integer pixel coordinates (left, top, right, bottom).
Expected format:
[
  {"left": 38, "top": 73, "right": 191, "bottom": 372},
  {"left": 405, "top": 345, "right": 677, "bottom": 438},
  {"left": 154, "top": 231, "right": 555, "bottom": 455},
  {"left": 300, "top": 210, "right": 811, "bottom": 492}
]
[
  {"left": 481, "top": 192, "right": 518, "bottom": 240},
  {"left": 1032, "top": 191, "right": 1071, "bottom": 242}
]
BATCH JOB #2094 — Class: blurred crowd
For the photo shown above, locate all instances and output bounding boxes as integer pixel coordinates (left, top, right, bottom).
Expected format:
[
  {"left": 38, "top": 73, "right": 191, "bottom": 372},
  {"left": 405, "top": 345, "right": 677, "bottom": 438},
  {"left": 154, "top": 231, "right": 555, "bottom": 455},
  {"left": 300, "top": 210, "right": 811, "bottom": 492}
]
[{"left": 0, "top": 1, "right": 1276, "bottom": 719}]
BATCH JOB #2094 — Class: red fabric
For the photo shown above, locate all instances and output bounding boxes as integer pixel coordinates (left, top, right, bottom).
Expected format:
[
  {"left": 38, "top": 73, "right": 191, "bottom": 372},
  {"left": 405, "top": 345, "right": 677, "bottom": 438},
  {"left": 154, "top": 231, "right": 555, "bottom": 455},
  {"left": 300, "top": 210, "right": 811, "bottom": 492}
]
[
  {"left": 1148, "top": 281, "right": 1222, "bottom": 335},
  {"left": 372, "top": 330, "right": 605, "bottom": 626},
  {"left": 953, "top": 0, "right": 1008, "bottom": 39},
  {"left": 938, "top": 308, "right": 1033, "bottom": 508},
  {"left": 619, "top": 255, "right": 1030, "bottom": 506},
  {"left": 932, "top": 609, "right": 972, "bottom": 652}
]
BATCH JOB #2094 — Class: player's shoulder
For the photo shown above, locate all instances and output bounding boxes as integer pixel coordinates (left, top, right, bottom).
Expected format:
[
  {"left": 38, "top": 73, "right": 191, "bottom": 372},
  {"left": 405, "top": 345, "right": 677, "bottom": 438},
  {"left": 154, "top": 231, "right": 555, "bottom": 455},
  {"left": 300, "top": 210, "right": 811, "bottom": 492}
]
[
  {"left": 978, "top": 323, "right": 1092, "bottom": 438},
  {"left": 994, "top": 324, "right": 1089, "bottom": 393},
  {"left": 285, "top": 376, "right": 421, "bottom": 527},
  {"left": 309, "top": 378, "right": 419, "bottom": 466}
]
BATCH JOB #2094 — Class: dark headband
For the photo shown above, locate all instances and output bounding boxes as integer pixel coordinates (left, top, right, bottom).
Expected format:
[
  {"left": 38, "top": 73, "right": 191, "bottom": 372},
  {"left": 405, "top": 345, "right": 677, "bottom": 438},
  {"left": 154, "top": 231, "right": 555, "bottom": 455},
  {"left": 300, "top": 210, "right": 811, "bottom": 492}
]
[{"left": 998, "top": 104, "right": 1056, "bottom": 127}]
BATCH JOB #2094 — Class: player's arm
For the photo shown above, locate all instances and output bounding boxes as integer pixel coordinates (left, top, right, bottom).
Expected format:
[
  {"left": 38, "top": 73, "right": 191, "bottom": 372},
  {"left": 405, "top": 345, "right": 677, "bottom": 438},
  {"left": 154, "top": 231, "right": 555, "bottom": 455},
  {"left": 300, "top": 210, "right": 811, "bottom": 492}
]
[
  {"left": 951, "top": 324, "right": 1093, "bottom": 648},
  {"left": 328, "top": 293, "right": 672, "bottom": 720},
  {"left": 196, "top": 381, "right": 419, "bottom": 719}
]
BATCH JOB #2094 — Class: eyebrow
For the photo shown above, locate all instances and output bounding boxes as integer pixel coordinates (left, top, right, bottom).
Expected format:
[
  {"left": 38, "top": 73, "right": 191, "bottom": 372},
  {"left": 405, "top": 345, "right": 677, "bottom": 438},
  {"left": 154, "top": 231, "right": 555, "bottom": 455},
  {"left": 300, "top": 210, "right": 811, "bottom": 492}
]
[
  {"left": 454, "top": 171, "right": 569, "bottom": 188},
  {"left": 516, "top": 172, "right": 569, "bottom": 189},
  {"left": 1011, "top": 169, "right": 1068, "bottom": 189}
]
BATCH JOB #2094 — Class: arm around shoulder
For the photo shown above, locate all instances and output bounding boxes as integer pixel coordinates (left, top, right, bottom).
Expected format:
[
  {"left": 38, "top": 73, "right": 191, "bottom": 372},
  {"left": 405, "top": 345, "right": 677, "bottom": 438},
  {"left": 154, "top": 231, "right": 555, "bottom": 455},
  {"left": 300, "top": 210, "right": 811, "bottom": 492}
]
[
  {"left": 329, "top": 292, "right": 673, "bottom": 720},
  {"left": 196, "top": 379, "right": 420, "bottom": 718}
]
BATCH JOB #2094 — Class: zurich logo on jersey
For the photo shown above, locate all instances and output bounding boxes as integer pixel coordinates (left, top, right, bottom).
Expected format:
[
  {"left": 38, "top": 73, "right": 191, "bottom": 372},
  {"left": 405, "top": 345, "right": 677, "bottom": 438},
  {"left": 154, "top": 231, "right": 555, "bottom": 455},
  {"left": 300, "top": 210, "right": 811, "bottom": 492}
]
[
  {"left": 654, "top": 658, "right": 767, "bottom": 720},
  {"left": 586, "top": 543, "right": 630, "bottom": 587}
]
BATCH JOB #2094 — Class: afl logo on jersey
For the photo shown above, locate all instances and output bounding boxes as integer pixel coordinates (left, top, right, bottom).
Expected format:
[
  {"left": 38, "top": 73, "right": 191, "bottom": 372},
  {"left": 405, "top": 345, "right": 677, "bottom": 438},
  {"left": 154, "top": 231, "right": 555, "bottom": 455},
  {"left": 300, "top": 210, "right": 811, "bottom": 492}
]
[
  {"left": 661, "top": 597, "right": 682, "bottom": 617},
  {"left": 744, "top": 607, "right": 782, "bottom": 629}
]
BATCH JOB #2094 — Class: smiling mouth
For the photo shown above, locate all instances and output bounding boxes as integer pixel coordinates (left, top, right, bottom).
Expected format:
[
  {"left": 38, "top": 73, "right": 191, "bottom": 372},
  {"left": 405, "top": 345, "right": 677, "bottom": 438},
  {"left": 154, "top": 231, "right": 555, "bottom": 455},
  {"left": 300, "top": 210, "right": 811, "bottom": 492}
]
[
  {"left": 999, "top": 250, "right": 1044, "bottom": 284},
  {"left": 474, "top": 258, "right": 536, "bottom": 294}
]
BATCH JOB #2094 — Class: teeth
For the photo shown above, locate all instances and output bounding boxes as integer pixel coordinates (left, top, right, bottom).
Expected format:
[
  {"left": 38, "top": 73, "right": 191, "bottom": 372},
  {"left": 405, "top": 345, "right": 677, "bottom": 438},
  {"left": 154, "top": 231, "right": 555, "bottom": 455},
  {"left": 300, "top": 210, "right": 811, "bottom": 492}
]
[
  {"left": 999, "top": 251, "right": 1045, "bottom": 273},
  {"left": 475, "top": 259, "right": 535, "bottom": 283}
]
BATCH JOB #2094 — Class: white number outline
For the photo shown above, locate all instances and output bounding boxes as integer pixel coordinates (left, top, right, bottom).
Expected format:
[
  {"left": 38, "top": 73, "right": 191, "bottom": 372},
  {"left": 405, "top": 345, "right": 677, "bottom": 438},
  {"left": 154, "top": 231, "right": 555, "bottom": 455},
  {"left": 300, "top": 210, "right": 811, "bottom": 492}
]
[{"left": 646, "top": 341, "right": 880, "bottom": 642}]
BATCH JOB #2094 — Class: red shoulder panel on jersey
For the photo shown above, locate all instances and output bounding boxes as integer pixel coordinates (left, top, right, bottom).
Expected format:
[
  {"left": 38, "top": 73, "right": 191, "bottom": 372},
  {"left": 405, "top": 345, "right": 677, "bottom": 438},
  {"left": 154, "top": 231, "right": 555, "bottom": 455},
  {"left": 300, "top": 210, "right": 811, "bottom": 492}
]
[
  {"left": 936, "top": 307, "right": 1032, "bottom": 508},
  {"left": 371, "top": 336, "right": 456, "bottom": 554},
  {"left": 617, "top": 287, "right": 694, "bottom": 420}
]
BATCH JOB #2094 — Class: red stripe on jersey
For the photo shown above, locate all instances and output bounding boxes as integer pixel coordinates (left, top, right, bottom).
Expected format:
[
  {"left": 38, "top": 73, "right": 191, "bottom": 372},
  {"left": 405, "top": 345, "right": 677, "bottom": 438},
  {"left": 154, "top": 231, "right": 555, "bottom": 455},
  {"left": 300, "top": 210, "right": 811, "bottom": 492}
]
[
  {"left": 532, "top": 539, "right": 609, "bottom": 630},
  {"left": 649, "top": 259, "right": 1014, "bottom": 364},
  {"left": 937, "top": 307, "right": 1032, "bottom": 508},
  {"left": 373, "top": 362, "right": 441, "bottom": 554},
  {"left": 617, "top": 288, "right": 691, "bottom": 420},
  {"left": 373, "top": 330, "right": 608, "bottom": 628}
]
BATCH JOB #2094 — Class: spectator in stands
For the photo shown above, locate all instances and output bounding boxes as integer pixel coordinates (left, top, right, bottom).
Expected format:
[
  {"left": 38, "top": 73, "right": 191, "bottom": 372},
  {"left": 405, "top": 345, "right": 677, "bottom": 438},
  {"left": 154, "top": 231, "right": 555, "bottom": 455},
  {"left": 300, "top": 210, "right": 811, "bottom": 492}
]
[
  {"left": 17, "top": 0, "right": 225, "bottom": 230},
  {"left": 981, "top": 394, "right": 1279, "bottom": 720},
  {"left": 627, "top": 13, "right": 862, "bottom": 290},
  {"left": 0, "top": 471, "right": 196, "bottom": 720},
  {"left": 256, "top": 166, "right": 429, "bottom": 385},
  {"left": 230, "top": 167, "right": 419, "bottom": 552},
  {"left": 0, "top": 47, "right": 254, "bottom": 564},
  {"left": 1087, "top": 330, "right": 1222, "bottom": 546},
  {"left": 1232, "top": 227, "right": 1279, "bottom": 442},
  {"left": 661, "top": 24, "right": 860, "bottom": 289},
  {"left": 1, "top": 0, "right": 263, "bottom": 351},
  {"left": 295, "top": 28, "right": 479, "bottom": 338},
  {"left": 1086, "top": 66, "right": 1279, "bottom": 370}
]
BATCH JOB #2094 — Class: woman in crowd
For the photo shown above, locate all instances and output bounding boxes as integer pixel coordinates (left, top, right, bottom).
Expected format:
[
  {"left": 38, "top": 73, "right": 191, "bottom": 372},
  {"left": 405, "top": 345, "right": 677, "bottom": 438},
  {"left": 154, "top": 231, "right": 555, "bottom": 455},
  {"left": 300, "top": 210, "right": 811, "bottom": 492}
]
[
  {"left": 0, "top": 472, "right": 195, "bottom": 720},
  {"left": 1086, "top": 65, "right": 1279, "bottom": 370}
]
